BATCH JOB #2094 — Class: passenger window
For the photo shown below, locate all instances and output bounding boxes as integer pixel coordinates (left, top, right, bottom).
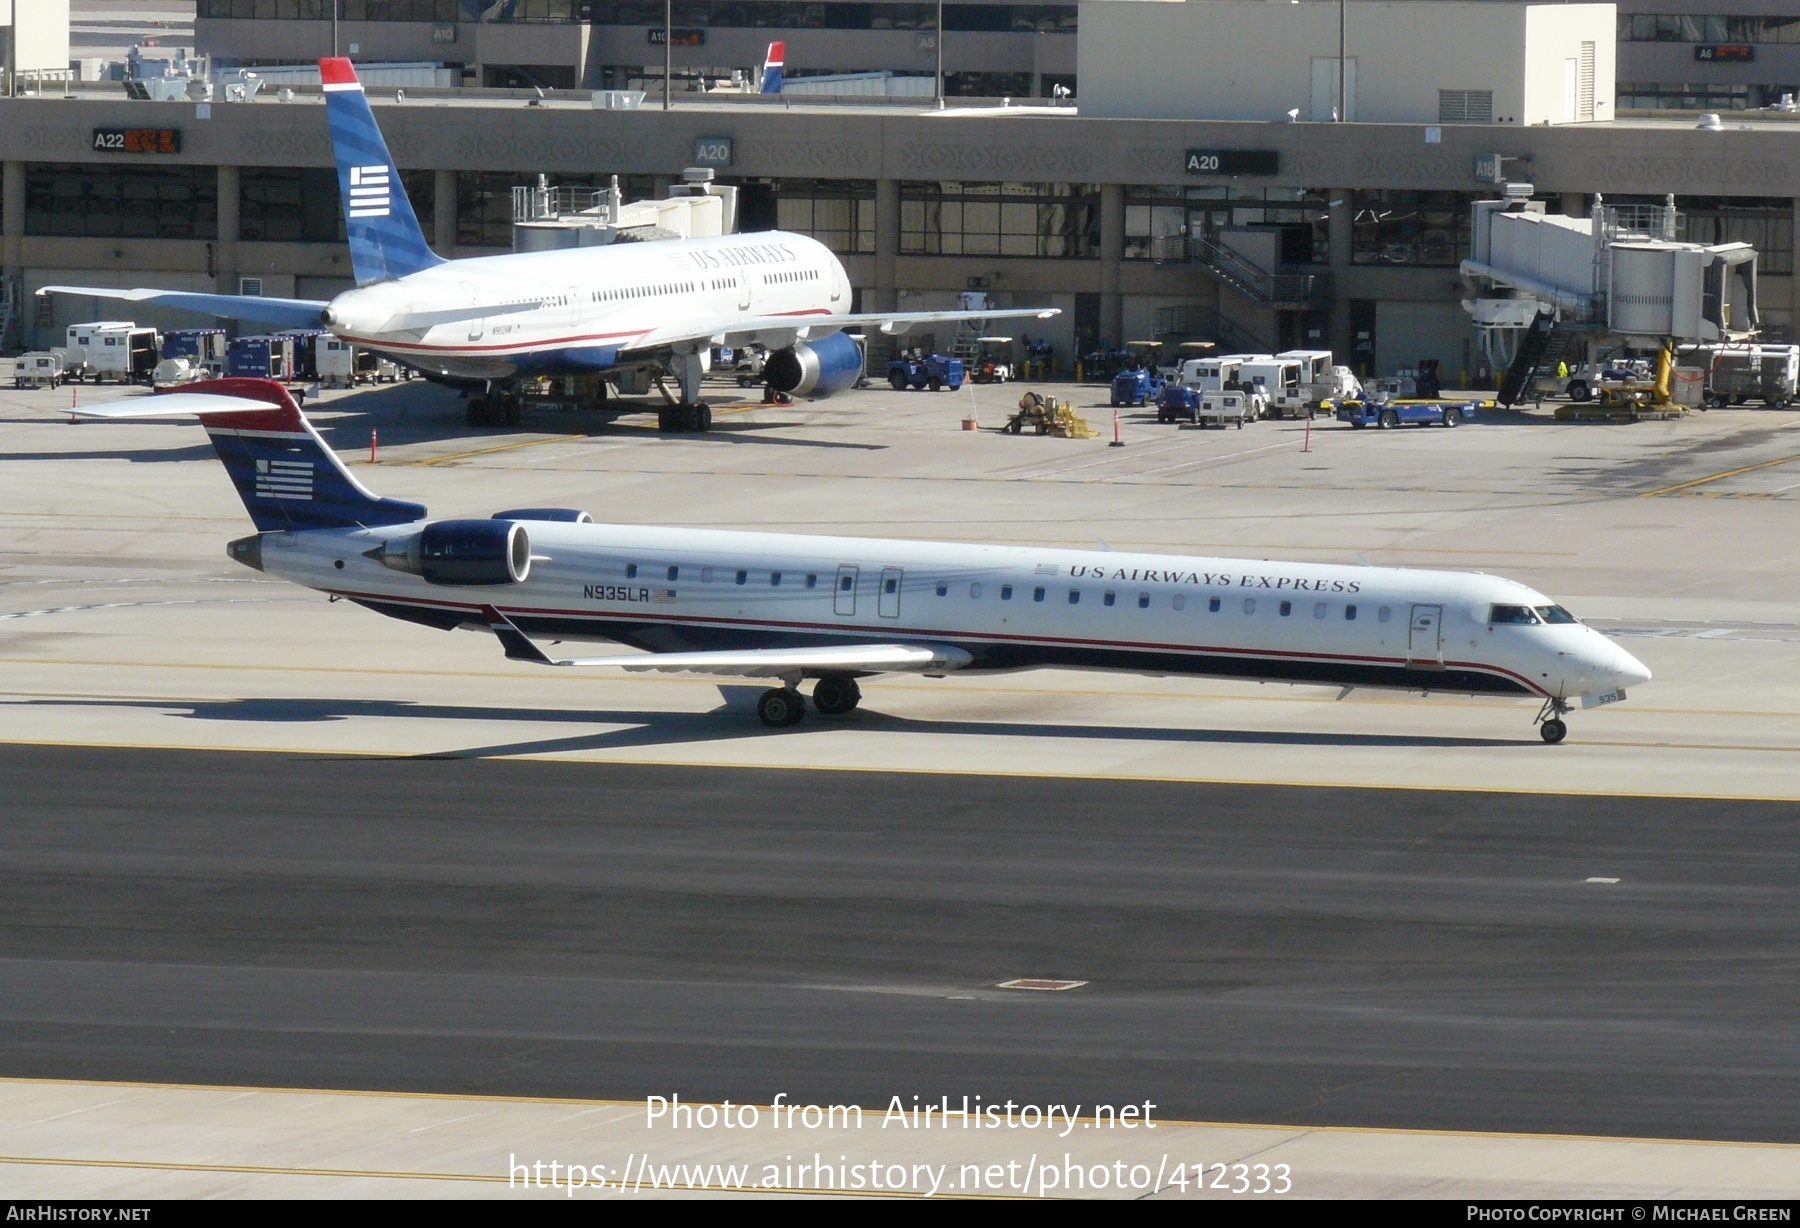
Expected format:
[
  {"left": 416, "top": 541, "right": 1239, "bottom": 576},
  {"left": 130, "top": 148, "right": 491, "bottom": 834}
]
[
  {"left": 1378, "top": 606, "right": 1391, "bottom": 623},
  {"left": 736, "top": 570, "right": 748, "bottom": 585},
  {"left": 1279, "top": 601, "right": 1291, "bottom": 617},
  {"left": 1535, "top": 605, "right": 1579, "bottom": 624},
  {"left": 701, "top": 566, "right": 713, "bottom": 583},
  {"left": 1345, "top": 604, "right": 1357, "bottom": 620},
  {"left": 1069, "top": 590, "right": 1080, "bottom": 605},
  {"left": 1489, "top": 605, "right": 1540, "bottom": 625},
  {"left": 1208, "top": 596, "right": 1220, "bottom": 612},
  {"left": 936, "top": 582, "right": 948, "bottom": 597},
  {"left": 1137, "top": 593, "right": 1149, "bottom": 609},
  {"left": 1172, "top": 594, "right": 1185, "bottom": 611},
  {"left": 887, "top": 578, "right": 900, "bottom": 594},
  {"left": 625, "top": 563, "right": 637, "bottom": 579},
  {"left": 969, "top": 582, "right": 982, "bottom": 598},
  {"left": 1243, "top": 598, "right": 1256, "bottom": 614},
  {"left": 1104, "top": 591, "right": 1116, "bottom": 607},
  {"left": 772, "top": 572, "right": 783, "bottom": 586},
  {"left": 1314, "top": 602, "right": 1326, "bottom": 618},
  {"left": 667, "top": 565, "right": 679, "bottom": 581},
  {"left": 839, "top": 575, "right": 852, "bottom": 591},
  {"left": 1000, "top": 585, "right": 1012, "bottom": 600},
  {"left": 805, "top": 573, "right": 817, "bottom": 589},
  {"left": 1034, "top": 587, "right": 1045, "bottom": 602}
]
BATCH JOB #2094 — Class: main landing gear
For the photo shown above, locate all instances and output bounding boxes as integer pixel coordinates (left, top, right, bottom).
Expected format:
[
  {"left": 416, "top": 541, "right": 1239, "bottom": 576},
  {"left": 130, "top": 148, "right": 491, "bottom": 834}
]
[
  {"left": 466, "top": 385, "right": 521, "bottom": 427},
  {"left": 657, "top": 401, "right": 712, "bottom": 433},
  {"left": 755, "top": 677, "right": 863, "bottom": 728},
  {"left": 1535, "top": 697, "right": 1570, "bottom": 744}
]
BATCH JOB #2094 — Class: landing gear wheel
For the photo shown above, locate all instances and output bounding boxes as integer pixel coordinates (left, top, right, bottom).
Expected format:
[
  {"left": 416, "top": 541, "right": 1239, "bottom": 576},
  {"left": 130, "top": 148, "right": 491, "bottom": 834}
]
[
  {"left": 503, "top": 399, "right": 521, "bottom": 427},
  {"left": 466, "top": 396, "right": 494, "bottom": 426},
  {"left": 757, "top": 687, "right": 806, "bottom": 728},
  {"left": 1378, "top": 409, "right": 1399, "bottom": 430},
  {"left": 1443, "top": 407, "right": 1463, "bottom": 427},
  {"left": 695, "top": 401, "right": 712, "bottom": 432},
  {"left": 1539, "top": 718, "right": 1567, "bottom": 744},
  {"left": 811, "top": 676, "right": 862, "bottom": 716}
]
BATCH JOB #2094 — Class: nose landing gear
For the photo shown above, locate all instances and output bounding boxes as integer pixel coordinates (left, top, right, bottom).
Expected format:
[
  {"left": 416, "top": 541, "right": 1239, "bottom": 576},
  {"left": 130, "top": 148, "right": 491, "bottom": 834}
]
[{"left": 1535, "top": 697, "right": 1570, "bottom": 743}]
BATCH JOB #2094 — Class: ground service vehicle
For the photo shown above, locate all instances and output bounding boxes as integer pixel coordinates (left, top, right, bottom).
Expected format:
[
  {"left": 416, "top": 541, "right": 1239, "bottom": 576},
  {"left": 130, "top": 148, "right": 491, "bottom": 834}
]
[
  {"left": 1110, "top": 364, "right": 1164, "bottom": 406},
  {"left": 888, "top": 352, "right": 964, "bottom": 391},
  {"left": 227, "top": 335, "right": 295, "bottom": 381},
  {"left": 77, "top": 325, "right": 160, "bottom": 384},
  {"left": 13, "top": 352, "right": 64, "bottom": 388},
  {"left": 970, "top": 337, "right": 1015, "bottom": 384},
  {"left": 1337, "top": 397, "right": 1479, "bottom": 429},
  {"left": 1705, "top": 344, "right": 1799, "bottom": 408},
  {"left": 1240, "top": 357, "right": 1311, "bottom": 418}
]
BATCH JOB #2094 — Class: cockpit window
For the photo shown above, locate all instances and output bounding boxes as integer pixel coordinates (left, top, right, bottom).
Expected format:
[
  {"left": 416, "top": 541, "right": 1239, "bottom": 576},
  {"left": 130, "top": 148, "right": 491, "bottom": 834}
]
[
  {"left": 1535, "top": 605, "right": 1578, "bottom": 624},
  {"left": 1489, "top": 604, "right": 1540, "bottom": 625}
]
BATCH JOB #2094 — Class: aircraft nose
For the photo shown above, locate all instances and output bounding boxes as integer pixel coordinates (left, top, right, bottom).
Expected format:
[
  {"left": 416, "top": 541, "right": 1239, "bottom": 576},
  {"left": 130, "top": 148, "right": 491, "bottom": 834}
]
[{"left": 1613, "top": 644, "right": 1653, "bottom": 687}]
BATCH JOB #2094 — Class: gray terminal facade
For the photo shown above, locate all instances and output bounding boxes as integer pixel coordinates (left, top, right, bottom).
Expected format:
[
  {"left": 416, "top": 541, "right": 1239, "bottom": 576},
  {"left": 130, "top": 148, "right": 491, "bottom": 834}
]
[{"left": 2, "top": 89, "right": 1796, "bottom": 378}]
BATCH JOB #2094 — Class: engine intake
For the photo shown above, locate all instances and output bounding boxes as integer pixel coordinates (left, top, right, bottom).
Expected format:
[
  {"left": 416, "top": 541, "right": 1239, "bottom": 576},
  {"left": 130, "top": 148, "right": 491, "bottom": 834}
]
[
  {"left": 762, "top": 332, "right": 864, "bottom": 398},
  {"left": 373, "top": 519, "right": 531, "bottom": 586}
]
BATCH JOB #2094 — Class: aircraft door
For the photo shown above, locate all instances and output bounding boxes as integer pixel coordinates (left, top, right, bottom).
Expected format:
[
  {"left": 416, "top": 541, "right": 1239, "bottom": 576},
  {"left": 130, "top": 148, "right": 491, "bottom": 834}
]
[
  {"left": 833, "top": 564, "right": 858, "bottom": 616},
  {"left": 461, "top": 282, "right": 483, "bottom": 341},
  {"left": 737, "top": 272, "right": 752, "bottom": 312},
  {"left": 568, "top": 285, "right": 581, "bottom": 328},
  {"left": 878, "top": 567, "right": 902, "bottom": 618},
  {"left": 1408, "top": 604, "right": 1444, "bottom": 668}
]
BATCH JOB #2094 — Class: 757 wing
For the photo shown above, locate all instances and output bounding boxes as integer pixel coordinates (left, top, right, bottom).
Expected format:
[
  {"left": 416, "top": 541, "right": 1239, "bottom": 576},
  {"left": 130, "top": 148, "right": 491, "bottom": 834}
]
[{"left": 625, "top": 306, "right": 1060, "bottom": 352}]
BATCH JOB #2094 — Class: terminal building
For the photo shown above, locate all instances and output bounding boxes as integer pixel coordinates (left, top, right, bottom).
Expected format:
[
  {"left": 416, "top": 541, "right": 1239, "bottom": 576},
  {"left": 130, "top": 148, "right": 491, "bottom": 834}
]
[{"left": 0, "top": 0, "right": 1795, "bottom": 380}]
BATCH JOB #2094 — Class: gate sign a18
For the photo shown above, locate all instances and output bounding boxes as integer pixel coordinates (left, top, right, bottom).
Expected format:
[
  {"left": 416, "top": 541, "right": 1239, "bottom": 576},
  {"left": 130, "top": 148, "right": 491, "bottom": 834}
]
[{"left": 1184, "top": 149, "right": 1279, "bottom": 176}]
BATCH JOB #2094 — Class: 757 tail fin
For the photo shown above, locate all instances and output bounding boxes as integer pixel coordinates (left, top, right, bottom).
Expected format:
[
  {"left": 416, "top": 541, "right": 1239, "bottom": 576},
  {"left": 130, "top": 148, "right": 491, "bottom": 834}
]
[
  {"left": 320, "top": 57, "right": 444, "bottom": 286},
  {"left": 75, "top": 378, "right": 426, "bottom": 532}
]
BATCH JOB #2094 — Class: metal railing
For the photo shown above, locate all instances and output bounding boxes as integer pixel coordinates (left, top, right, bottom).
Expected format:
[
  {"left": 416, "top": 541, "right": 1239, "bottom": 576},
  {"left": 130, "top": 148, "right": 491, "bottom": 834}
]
[
  {"left": 1157, "top": 234, "right": 1330, "bottom": 306},
  {"left": 512, "top": 184, "right": 612, "bottom": 224}
]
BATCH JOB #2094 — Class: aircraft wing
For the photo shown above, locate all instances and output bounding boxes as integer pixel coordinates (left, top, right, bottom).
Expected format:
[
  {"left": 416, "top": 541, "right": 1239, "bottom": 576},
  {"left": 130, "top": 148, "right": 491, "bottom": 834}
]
[
  {"left": 622, "top": 306, "right": 1061, "bottom": 352},
  {"left": 39, "top": 286, "right": 330, "bottom": 329},
  {"left": 481, "top": 606, "right": 972, "bottom": 676}
]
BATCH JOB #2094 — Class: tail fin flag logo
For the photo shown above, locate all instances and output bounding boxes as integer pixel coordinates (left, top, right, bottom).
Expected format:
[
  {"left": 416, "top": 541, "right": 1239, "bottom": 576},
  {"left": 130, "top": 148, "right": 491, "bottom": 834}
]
[
  {"left": 760, "top": 41, "right": 785, "bottom": 94},
  {"left": 254, "top": 456, "right": 315, "bottom": 502},
  {"left": 348, "top": 165, "right": 392, "bottom": 219}
]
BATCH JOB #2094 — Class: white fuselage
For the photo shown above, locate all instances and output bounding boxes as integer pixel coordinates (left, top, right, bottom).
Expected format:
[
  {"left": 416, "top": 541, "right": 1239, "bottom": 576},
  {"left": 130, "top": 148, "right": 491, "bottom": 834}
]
[
  {"left": 321, "top": 231, "right": 849, "bottom": 380},
  {"left": 256, "top": 521, "right": 1652, "bottom": 704}
]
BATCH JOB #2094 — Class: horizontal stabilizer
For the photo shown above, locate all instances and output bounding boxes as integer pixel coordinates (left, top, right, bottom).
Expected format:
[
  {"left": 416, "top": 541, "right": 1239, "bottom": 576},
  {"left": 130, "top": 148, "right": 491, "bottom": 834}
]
[
  {"left": 72, "top": 392, "right": 287, "bottom": 420},
  {"left": 479, "top": 607, "right": 972, "bottom": 677},
  {"left": 625, "top": 306, "right": 1061, "bottom": 352},
  {"left": 38, "top": 286, "right": 329, "bottom": 329}
]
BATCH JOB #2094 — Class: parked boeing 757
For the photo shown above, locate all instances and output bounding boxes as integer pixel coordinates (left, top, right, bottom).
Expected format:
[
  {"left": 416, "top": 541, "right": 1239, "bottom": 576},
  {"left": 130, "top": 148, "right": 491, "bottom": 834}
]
[
  {"left": 41, "top": 57, "right": 1055, "bottom": 431},
  {"left": 78, "top": 379, "right": 1650, "bottom": 741}
]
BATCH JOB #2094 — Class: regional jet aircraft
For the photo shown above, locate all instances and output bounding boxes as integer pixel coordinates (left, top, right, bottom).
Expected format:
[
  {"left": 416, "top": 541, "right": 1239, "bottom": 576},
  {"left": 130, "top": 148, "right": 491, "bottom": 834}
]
[
  {"left": 76, "top": 379, "right": 1651, "bottom": 741},
  {"left": 42, "top": 57, "right": 1053, "bottom": 431}
]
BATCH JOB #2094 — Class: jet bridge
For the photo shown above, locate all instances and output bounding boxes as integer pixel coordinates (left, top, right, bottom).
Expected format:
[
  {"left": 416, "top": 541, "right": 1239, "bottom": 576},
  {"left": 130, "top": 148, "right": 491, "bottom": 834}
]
[{"left": 1461, "top": 188, "right": 1759, "bottom": 376}]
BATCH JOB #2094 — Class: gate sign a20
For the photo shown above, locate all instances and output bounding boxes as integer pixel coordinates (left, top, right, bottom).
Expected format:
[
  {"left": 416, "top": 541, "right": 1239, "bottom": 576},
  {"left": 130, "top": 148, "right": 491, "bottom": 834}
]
[
  {"left": 693, "top": 136, "right": 733, "bottom": 167},
  {"left": 1184, "top": 149, "right": 1279, "bottom": 176}
]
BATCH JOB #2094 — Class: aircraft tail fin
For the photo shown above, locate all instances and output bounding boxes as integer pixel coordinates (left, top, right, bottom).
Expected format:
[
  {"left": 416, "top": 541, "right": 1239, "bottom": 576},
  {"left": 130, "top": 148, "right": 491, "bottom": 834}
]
[
  {"left": 760, "top": 41, "right": 785, "bottom": 94},
  {"left": 320, "top": 57, "right": 444, "bottom": 286},
  {"left": 75, "top": 379, "right": 426, "bottom": 532}
]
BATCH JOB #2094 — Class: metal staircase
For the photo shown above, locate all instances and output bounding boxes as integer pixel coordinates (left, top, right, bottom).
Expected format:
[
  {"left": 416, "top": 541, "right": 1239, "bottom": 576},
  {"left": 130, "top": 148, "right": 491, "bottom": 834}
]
[
  {"left": 0, "top": 275, "right": 21, "bottom": 353},
  {"left": 1496, "top": 311, "right": 1582, "bottom": 407}
]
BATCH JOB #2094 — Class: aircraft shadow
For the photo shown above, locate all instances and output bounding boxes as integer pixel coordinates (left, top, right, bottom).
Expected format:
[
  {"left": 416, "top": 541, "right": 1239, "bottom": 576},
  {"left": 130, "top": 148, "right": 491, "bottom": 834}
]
[
  {"left": 20, "top": 694, "right": 1527, "bottom": 757},
  {"left": 0, "top": 445, "right": 217, "bottom": 464}
]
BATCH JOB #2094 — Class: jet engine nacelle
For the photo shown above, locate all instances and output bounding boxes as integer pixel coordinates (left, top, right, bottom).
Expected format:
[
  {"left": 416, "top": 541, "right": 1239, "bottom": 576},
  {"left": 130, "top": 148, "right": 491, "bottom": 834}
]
[
  {"left": 762, "top": 332, "right": 864, "bottom": 398},
  {"left": 491, "top": 508, "right": 592, "bottom": 524},
  {"left": 374, "top": 518, "right": 531, "bottom": 586}
]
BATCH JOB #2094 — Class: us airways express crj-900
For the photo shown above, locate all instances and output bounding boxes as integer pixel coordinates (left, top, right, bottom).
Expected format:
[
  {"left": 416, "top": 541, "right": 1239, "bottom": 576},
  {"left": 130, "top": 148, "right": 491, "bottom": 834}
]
[
  {"left": 77, "top": 378, "right": 1651, "bottom": 740},
  {"left": 42, "top": 57, "right": 1056, "bottom": 432}
]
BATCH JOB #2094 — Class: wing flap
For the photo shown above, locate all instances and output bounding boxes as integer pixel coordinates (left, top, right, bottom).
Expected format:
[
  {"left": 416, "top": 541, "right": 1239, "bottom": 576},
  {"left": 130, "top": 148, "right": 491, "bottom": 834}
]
[{"left": 479, "top": 606, "right": 971, "bottom": 676}]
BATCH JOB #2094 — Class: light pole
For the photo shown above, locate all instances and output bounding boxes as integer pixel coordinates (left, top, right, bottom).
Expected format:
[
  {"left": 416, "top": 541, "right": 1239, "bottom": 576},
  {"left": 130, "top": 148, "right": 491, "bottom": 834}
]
[
  {"left": 332, "top": 0, "right": 340, "bottom": 59},
  {"left": 663, "top": 0, "right": 672, "bottom": 110},
  {"left": 935, "top": 0, "right": 944, "bottom": 103},
  {"left": 1337, "top": 0, "right": 1346, "bottom": 121}
]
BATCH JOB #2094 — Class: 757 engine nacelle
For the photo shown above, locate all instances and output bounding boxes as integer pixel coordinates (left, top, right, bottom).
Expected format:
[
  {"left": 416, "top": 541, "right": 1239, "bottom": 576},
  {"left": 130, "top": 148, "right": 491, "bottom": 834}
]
[
  {"left": 762, "top": 332, "right": 864, "bottom": 398},
  {"left": 371, "top": 518, "right": 531, "bottom": 586}
]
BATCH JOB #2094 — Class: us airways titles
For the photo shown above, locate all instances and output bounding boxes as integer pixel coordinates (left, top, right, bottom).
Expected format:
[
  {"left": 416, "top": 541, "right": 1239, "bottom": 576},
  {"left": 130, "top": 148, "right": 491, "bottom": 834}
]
[
  {"left": 1069, "top": 564, "right": 1364, "bottom": 593},
  {"left": 686, "top": 241, "right": 799, "bottom": 271}
]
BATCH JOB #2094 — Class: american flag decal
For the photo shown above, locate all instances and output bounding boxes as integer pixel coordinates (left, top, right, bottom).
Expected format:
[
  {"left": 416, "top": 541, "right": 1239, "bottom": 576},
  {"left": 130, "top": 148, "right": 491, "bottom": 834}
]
[
  {"left": 255, "top": 457, "right": 314, "bottom": 501},
  {"left": 348, "top": 164, "right": 392, "bottom": 218},
  {"left": 652, "top": 589, "right": 677, "bottom": 604}
]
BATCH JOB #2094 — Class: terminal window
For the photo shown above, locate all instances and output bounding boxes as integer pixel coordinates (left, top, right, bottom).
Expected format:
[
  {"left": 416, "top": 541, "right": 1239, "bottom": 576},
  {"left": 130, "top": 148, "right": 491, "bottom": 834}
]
[
  {"left": 774, "top": 180, "right": 875, "bottom": 254},
  {"left": 900, "top": 181, "right": 1100, "bottom": 259},
  {"left": 25, "top": 163, "right": 217, "bottom": 240},
  {"left": 1620, "top": 15, "right": 1800, "bottom": 43},
  {"left": 1351, "top": 190, "right": 1473, "bottom": 267}
]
